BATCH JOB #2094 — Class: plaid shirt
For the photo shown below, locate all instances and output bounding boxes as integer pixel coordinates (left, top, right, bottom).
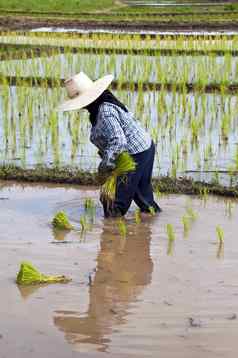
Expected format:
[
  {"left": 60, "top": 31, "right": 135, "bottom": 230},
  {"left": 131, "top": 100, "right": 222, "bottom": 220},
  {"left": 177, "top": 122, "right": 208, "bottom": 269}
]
[{"left": 90, "top": 102, "right": 151, "bottom": 170}]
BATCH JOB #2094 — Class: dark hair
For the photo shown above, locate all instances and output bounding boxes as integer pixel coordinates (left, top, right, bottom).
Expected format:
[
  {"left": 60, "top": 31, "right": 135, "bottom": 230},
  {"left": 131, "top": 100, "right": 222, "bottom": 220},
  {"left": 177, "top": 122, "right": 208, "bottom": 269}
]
[{"left": 85, "top": 90, "right": 128, "bottom": 126}]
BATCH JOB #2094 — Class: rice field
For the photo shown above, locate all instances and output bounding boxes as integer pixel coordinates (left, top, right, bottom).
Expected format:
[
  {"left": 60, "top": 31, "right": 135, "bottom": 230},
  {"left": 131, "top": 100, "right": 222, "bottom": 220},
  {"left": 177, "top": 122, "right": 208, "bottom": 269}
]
[{"left": 0, "top": 31, "right": 238, "bottom": 188}]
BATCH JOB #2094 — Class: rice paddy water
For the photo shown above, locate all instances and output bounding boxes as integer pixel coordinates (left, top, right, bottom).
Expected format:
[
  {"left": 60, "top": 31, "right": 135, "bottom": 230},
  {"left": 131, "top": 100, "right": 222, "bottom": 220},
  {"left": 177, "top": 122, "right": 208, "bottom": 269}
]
[{"left": 0, "top": 31, "right": 238, "bottom": 189}]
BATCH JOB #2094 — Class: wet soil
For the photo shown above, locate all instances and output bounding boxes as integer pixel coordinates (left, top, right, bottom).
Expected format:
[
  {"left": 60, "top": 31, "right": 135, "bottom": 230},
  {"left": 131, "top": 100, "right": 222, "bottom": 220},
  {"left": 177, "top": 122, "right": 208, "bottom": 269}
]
[
  {"left": 1, "top": 181, "right": 238, "bottom": 357},
  {"left": 1, "top": 15, "right": 238, "bottom": 32}
]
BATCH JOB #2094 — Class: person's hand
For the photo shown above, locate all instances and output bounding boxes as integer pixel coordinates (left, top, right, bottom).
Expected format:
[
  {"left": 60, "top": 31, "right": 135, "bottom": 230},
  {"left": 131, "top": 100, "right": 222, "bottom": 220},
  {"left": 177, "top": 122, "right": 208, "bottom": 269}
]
[
  {"left": 97, "top": 172, "right": 109, "bottom": 185},
  {"left": 98, "top": 161, "right": 114, "bottom": 175},
  {"left": 97, "top": 161, "right": 114, "bottom": 185}
]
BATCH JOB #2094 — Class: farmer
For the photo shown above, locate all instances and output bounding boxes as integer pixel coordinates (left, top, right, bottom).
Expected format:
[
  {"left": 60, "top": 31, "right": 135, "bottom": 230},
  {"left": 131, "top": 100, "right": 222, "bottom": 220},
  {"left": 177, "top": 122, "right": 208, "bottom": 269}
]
[{"left": 59, "top": 72, "right": 161, "bottom": 217}]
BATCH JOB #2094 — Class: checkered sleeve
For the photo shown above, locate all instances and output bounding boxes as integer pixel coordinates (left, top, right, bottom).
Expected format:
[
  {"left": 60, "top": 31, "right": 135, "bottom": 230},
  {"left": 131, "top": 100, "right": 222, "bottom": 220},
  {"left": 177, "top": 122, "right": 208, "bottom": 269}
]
[{"left": 99, "top": 105, "right": 127, "bottom": 171}]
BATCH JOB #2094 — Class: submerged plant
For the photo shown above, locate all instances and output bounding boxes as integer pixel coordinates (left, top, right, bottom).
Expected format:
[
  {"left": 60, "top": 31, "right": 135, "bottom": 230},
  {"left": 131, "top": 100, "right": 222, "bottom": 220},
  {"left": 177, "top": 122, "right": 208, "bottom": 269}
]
[
  {"left": 80, "top": 215, "right": 90, "bottom": 233},
  {"left": 84, "top": 197, "right": 96, "bottom": 223},
  {"left": 100, "top": 152, "right": 136, "bottom": 205},
  {"left": 117, "top": 219, "right": 127, "bottom": 238},
  {"left": 16, "top": 261, "right": 71, "bottom": 285},
  {"left": 52, "top": 211, "right": 74, "bottom": 230}
]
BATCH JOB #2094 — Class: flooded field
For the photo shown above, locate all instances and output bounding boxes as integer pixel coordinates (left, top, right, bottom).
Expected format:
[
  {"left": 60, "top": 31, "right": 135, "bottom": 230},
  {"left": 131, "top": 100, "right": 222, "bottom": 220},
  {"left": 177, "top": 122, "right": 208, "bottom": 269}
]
[
  {"left": 0, "top": 85, "right": 238, "bottom": 186},
  {"left": 0, "top": 182, "right": 238, "bottom": 357},
  {"left": 0, "top": 31, "right": 238, "bottom": 189}
]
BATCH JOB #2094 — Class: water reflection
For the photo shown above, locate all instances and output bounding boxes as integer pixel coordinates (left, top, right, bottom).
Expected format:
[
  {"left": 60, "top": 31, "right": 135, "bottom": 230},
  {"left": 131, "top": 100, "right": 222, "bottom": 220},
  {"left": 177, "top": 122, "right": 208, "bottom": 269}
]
[{"left": 54, "top": 219, "right": 154, "bottom": 352}]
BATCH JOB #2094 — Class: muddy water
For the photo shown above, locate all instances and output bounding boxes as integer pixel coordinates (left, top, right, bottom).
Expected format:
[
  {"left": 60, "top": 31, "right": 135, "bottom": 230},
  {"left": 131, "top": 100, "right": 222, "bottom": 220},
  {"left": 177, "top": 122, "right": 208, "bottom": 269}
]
[{"left": 0, "top": 181, "right": 238, "bottom": 358}]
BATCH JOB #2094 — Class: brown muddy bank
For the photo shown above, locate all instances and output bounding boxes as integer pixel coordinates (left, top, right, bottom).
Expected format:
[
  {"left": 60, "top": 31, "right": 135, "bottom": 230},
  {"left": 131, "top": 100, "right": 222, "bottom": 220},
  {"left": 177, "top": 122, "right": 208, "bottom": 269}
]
[
  {"left": 2, "top": 75, "right": 238, "bottom": 94},
  {"left": 2, "top": 42, "right": 238, "bottom": 59},
  {"left": 0, "top": 165, "right": 238, "bottom": 197},
  {"left": 1, "top": 15, "right": 238, "bottom": 32},
  {"left": 0, "top": 181, "right": 238, "bottom": 357}
]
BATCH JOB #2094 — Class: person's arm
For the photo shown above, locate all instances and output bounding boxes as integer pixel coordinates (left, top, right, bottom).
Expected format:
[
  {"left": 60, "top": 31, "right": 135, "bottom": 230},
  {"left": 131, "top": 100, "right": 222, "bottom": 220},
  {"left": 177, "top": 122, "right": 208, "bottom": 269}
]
[{"left": 98, "top": 105, "right": 127, "bottom": 173}]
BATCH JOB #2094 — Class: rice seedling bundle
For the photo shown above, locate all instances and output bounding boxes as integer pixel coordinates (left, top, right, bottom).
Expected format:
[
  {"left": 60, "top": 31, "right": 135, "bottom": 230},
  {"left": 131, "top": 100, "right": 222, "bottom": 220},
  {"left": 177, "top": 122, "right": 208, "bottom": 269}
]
[
  {"left": 16, "top": 261, "right": 71, "bottom": 285},
  {"left": 52, "top": 211, "right": 74, "bottom": 230},
  {"left": 100, "top": 151, "right": 136, "bottom": 204}
]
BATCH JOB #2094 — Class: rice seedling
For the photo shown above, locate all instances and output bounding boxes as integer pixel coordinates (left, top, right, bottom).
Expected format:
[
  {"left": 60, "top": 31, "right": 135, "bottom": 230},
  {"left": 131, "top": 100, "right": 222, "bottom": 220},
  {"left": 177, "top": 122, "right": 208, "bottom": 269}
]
[
  {"left": 0, "top": 31, "right": 238, "bottom": 191},
  {"left": 186, "top": 207, "right": 197, "bottom": 221},
  {"left": 134, "top": 208, "right": 141, "bottom": 224},
  {"left": 16, "top": 261, "right": 71, "bottom": 285},
  {"left": 52, "top": 211, "right": 74, "bottom": 230},
  {"left": 216, "top": 226, "right": 224, "bottom": 259},
  {"left": 225, "top": 200, "right": 233, "bottom": 218},
  {"left": 182, "top": 215, "right": 190, "bottom": 238},
  {"left": 100, "top": 151, "right": 136, "bottom": 206},
  {"left": 216, "top": 225, "right": 224, "bottom": 244},
  {"left": 166, "top": 223, "right": 176, "bottom": 256},
  {"left": 117, "top": 219, "right": 127, "bottom": 239}
]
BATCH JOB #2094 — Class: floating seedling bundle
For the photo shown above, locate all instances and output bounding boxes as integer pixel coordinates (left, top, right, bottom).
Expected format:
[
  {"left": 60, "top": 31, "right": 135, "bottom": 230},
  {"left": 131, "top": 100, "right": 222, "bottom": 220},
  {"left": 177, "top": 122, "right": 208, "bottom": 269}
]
[{"left": 100, "top": 151, "right": 136, "bottom": 206}]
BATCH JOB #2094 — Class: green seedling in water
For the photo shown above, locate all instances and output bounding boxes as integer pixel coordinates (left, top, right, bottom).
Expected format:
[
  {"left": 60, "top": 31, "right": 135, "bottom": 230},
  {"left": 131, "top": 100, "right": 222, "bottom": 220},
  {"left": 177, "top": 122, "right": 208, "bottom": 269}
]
[
  {"left": 52, "top": 211, "right": 74, "bottom": 230},
  {"left": 216, "top": 225, "right": 224, "bottom": 244},
  {"left": 84, "top": 198, "right": 95, "bottom": 210},
  {"left": 135, "top": 208, "right": 141, "bottom": 224},
  {"left": 84, "top": 197, "right": 96, "bottom": 223},
  {"left": 182, "top": 215, "right": 190, "bottom": 237},
  {"left": 16, "top": 261, "right": 71, "bottom": 286},
  {"left": 80, "top": 215, "right": 89, "bottom": 233},
  {"left": 186, "top": 207, "right": 197, "bottom": 221},
  {"left": 117, "top": 219, "right": 127, "bottom": 238},
  {"left": 225, "top": 200, "right": 233, "bottom": 218},
  {"left": 216, "top": 226, "right": 224, "bottom": 259},
  {"left": 199, "top": 187, "right": 209, "bottom": 204},
  {"left": 166, "top": 223, "right": 176, "bottom": 256},
  {"left": 149, "top": 206, "right": 156, "bottom": 215}
]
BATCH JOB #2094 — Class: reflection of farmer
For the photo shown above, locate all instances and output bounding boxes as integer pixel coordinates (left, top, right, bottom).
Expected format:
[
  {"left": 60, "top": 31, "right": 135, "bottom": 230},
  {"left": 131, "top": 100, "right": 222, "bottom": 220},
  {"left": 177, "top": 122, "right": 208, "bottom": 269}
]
[
  {"left": 54, "top": 220, "right": 154, "bottom": 351},
  {"left": 59, "top": 72, "right": 161, "bottom": 217}
]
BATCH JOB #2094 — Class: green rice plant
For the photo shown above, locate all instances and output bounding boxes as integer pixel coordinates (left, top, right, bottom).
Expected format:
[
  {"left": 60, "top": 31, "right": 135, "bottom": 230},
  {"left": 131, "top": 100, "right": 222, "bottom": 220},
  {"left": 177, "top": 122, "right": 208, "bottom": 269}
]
[
  {"left": 199, "top": 187, "right": 209, "bottom": 204},
  {"left": 216, "top": 225, "right": 224, "bottom": 244},
  {"left": 52, "top": 211, "right": 74, "bottom": 230},
  {"left": 182, "top": 215, "right": 190, "bottom": 238},
  {"left": 100, "top": 151, "right": 136, "bottom": 205},
  {"left": 166, "top": 223, "right": 176, "bottom": 242},
  {"left": 84, "top": 198, "right": 95, "bottom": 211},
  {"left": 186, "top": 207, "right": 197, "bottom": 221},
  {"left": 83, "top": 198, "right": 96, "bottom": 222},
  {"left": 134, "top": 208, "right": 141, "bottom": 224},
  {"left": 16, "top": 261, "right": 71, "bottom": 286},
  {"left": 149, "top": 206, "right": 156, "bottom": 216},
  {"left": 117, "top": 219, "right": 127, "bottom": 238},
  {"left": 225, "top": 200, "right": 233, "bottom": 218},
  {"left": 166, "top": 223, "right": 175, "bottom": 256},
  {"left": 216, "top": 226, "right": 224, "bottom": 259},
  {"left": 79, "top": 215, "right": 90, "bottom": 234}
]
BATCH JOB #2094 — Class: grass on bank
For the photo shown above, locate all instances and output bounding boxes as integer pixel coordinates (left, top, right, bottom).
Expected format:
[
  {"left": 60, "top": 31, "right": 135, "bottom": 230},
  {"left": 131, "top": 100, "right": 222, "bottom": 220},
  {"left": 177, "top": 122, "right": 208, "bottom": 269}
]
[
  {"left": 0, "top": 0, "right": 121, "bottom": 12},
  {"left": 0, "top": 0, "right": 237, "bottom": 16}
]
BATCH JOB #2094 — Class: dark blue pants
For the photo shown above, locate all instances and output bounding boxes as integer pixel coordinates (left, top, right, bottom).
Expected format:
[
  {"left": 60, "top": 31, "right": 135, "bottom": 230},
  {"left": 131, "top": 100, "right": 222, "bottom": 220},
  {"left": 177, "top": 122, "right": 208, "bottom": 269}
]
[{"left": 101, "top": 141, "right": 161, "bottom": 217}]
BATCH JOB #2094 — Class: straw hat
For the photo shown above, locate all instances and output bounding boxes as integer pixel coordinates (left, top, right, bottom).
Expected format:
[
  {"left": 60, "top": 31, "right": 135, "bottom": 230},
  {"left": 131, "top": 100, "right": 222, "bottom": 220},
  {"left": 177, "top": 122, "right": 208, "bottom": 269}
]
[{"left": 58, "top": 72, "right": 114, "bottom": 112}]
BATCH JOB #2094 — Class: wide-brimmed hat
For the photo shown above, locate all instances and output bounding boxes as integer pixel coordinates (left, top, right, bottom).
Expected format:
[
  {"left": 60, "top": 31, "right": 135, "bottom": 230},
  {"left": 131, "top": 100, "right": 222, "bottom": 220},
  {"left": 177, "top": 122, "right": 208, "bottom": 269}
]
[{"left": 58, "top": 72, "right": 114, "bottom": 112}]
